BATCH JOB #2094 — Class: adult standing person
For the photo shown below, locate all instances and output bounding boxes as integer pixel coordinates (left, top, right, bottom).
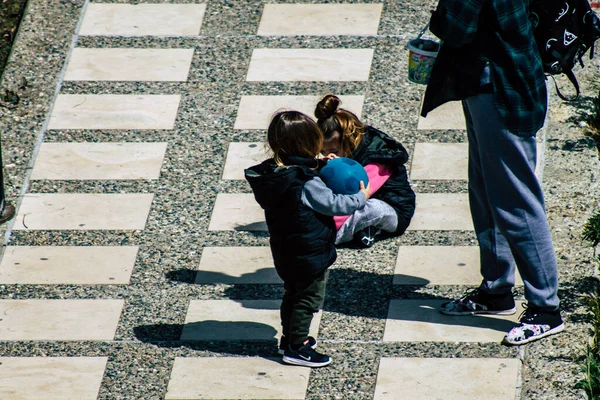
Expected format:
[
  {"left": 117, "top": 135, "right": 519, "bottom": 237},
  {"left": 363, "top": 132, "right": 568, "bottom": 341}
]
[{"left": 421, "top": 0, "right": 564, "bottom": 345}]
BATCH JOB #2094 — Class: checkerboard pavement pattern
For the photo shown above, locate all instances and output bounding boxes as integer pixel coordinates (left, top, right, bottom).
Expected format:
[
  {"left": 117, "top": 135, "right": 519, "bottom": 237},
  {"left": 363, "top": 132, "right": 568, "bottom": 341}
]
[{"left": 0, "top": 1, "right": 561, "bottom": 399}]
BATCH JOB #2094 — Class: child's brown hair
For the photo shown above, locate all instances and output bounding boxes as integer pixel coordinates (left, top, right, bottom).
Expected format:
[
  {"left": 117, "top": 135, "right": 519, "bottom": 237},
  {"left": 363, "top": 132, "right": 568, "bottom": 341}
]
[
  {"left": 314, "top": 94, "right": 365, "bottom": 156},
  {"left": 267, "top": 110, "right": 323, "bottom": 166}
]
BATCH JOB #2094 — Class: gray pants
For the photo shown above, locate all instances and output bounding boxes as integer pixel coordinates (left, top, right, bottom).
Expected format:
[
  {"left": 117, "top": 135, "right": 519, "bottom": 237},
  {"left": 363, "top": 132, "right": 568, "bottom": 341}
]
[
  {"left": 463, "top": 93, "right": 559, "bottom": 310},
  {"left": 335, "top": 199, "right": 398, "bottom": 244}
]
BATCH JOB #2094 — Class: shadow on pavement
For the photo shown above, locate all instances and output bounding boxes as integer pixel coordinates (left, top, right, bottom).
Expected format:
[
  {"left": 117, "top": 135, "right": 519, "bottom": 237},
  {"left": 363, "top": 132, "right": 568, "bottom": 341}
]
[
  {"left": 233, "top": 222, "right": 268, "bottom": 232},
  {"left": 133, "top": 321, "right": 279, "bottom": 357},
  {"left": 164, "top": 266, "right": 518, "bottom": 335}
]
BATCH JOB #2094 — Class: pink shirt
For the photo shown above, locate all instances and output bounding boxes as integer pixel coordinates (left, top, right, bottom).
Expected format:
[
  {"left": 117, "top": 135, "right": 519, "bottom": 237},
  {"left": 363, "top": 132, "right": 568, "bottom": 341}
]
[{"left": 333, "top": 162, "right": 393, "bottom": 230}]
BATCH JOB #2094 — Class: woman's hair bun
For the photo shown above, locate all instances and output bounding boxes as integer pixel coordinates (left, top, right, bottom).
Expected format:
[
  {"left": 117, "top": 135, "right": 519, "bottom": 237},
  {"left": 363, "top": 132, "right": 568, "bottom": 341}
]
[{"left": 314, "top": 94, "right": 340, "bottom": 120}]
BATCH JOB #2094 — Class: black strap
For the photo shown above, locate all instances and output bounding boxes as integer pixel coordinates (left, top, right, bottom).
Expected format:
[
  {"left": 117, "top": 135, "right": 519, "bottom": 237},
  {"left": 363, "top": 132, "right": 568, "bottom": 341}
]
[{"left": 549, "top": 70, "right": 580, "bottom": 101}]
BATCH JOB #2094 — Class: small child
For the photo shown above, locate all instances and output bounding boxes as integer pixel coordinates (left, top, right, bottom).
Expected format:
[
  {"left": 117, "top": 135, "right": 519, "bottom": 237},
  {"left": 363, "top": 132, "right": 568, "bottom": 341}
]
[
  {"left": 244, "top": 110, "right": 370, "bottom": 367},
  {"left": 315, "top": 94, "right": 415, "bottom": 247}
]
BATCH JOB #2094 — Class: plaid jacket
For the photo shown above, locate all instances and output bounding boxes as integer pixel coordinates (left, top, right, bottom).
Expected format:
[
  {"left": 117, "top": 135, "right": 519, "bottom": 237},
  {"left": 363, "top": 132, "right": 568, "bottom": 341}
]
[{"left": 422, "top": 0, "right": 547, "bottom": 136}]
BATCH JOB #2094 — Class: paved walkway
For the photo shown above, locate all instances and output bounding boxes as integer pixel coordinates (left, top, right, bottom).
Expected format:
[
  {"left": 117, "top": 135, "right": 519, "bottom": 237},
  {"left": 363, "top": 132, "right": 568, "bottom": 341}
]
[{"left": 0, "top": 1, "right": 596, "bottom": 399}]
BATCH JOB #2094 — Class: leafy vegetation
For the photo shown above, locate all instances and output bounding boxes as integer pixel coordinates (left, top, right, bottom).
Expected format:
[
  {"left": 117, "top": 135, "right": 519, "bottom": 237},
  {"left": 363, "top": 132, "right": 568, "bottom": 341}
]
[
  {"left": 583, "top": 212, "right": 600, "bottom": 255},
  {"left": 578, "top": 211, "right": 600, "bottom": 399},
  {"left": 584, "top": 91, "right": 600, "bottom": 155}
]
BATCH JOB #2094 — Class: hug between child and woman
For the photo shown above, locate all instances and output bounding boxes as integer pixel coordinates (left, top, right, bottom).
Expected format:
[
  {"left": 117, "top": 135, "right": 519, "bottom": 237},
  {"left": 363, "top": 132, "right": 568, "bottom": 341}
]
[{"left": 244, "top": 94, "right": 415, "bottom": 367}]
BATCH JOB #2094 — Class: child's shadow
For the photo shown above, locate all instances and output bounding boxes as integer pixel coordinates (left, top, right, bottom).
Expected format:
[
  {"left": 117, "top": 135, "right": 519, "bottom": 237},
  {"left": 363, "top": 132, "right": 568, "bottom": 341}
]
[
  {"left": 166, "top": 267, "right": 517, "bottom": 334},
  {"left": 169, "top": 268, "right": 282, "bottom": 285},
  {"left": 133, "top": 321, "right": 279, "bottom": 356}
]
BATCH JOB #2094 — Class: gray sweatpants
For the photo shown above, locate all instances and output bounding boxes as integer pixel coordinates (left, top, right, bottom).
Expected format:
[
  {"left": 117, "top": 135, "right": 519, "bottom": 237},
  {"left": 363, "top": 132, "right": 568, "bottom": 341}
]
[
  {"left": 335, "top": 199, "right": 398, "bottom": 244},
  {"left": 463, "top": 92, "right": 559, "bottom": 310}
]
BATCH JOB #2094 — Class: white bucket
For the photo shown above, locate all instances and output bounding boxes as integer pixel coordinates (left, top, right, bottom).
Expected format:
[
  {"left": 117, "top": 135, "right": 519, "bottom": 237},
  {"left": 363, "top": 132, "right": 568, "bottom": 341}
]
[{"left": 406, "top": 38, "right": 440, "bottom": 85}]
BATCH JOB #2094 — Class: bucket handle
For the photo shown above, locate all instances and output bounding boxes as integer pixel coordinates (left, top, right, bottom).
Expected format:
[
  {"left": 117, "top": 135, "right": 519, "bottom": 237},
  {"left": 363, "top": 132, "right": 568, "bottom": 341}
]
[
  {"left": 405, "top": 22, "right": 431, "bottom": 49},
  {"left": 416, "top": 22, "right": 430, "bottom": 40}
]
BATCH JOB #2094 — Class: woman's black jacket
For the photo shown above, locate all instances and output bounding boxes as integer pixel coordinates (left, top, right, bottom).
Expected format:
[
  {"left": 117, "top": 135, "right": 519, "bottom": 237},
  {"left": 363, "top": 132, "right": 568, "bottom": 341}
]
[{"left": 352, "top": 126, "right": 416, "bottom": 234}]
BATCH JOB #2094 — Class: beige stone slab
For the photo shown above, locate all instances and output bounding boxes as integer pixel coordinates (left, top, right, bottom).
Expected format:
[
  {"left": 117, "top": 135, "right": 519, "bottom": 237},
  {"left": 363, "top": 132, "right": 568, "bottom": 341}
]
[
  {"left": 410, "top": 143, "right": 542, "bottom": 181},
  {"left": 181, "top": 300, "right": 322, "bottom": 340},
  {"left": 222, "top": 142, "right": 270, "bottom": 180},
  {"left": 258, "top": 4, "right": 382, "bottom": 36},
  {"left": 410, "top": 143, "right": 468, "bottom": 180},
  {"left": 78, "top": 4, "right": 206, "bottom": 36},
  {"left": 64, "top": 48, "right": 194, "bottom": 81},
  {"left": 394, "top": 246, "right": 524, "bottom": 286},
  {"left": 208, "top": 193, "right": 266, "bottom": 231},
  {"left": 408, "top": 193, "right": 473, "bottom": 231},
  {"left": 31, "top": 142, "right": 167, "bottom": 180},
  {"left": 234, "top": 95, "right": 364, "bottom": 130},
  {"left": 13, "top": 193, "right": 154, "bottom": 230},
  {"left": 246, "top": 49, "right": 374, "bottom": 82},
  {"left": 375, "top": 357, "right": 519, "bottom": 400},
  {"left": 196, "top": 246, "right": 281, "bottom": 284},
  {"left": 418, "top": 100, "right": 467, "bottom": 130},
  {"left": 0, "top": 300, "right": 123, "bottom": 340},
  {"left": 48, "top": 95, "right": 180, "bottom": 130},
  {"left": 166, "top": 357, "right": 309, "bottom": 400},
  {"left": 394, "top": 246, "right": 480, "bottom": 285},
  {"left": 0, "top": 357, "right": 107, "bottom": 400},
  {"left": 0, "top": 246, "right": 138, "bottom": 284},
  {"left": 383, "top": 300, "right": 522, "bottom": 342}
]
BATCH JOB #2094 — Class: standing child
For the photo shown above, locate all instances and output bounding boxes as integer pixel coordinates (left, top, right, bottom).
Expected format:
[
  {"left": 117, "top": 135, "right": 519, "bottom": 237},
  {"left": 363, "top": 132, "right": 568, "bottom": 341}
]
[
  {"left": 315, "top": 94, "right": 415, "bottom": 247},
  {"left": 244, "top": 110, "right": 371, "bottom": 367}
]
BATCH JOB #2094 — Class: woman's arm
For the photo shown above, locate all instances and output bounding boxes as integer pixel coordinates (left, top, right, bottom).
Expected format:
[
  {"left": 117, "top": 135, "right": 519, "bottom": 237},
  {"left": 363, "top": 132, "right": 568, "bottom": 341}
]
[{"left": 430, "top": 0, "right": 485, "bottom": 47}]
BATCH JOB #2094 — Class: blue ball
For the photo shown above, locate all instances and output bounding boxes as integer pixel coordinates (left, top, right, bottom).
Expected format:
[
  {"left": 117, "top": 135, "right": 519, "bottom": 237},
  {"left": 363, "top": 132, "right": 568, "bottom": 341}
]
[{"left": 320, "top": 157, "right": 369, "bottom": 195}]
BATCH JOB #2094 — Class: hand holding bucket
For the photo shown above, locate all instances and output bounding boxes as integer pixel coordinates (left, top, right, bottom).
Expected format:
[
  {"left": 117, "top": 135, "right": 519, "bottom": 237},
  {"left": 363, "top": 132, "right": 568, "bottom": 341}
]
[{"left": 406, "top": 23, "right": 440, "bottom": 85}]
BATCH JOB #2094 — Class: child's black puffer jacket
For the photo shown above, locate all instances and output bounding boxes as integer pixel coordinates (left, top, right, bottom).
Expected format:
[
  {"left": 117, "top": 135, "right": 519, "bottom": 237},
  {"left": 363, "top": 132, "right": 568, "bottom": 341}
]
[{"left": 245, "top": 156, "right": 336, "bottom": 283}]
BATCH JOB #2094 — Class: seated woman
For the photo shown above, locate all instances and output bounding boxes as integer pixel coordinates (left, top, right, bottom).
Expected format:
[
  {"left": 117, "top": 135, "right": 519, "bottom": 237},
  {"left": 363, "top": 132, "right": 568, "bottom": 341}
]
[{"left": 315, "top": 94, "right": 416, "bottom": 247}]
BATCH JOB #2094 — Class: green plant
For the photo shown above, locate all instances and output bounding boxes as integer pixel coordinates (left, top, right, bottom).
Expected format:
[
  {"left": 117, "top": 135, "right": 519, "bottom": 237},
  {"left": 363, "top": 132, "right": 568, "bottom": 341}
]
[
  {"left": 584, "top": 90, "right": 600, "bottom": 155},
  {"left": 583, "top": 212, "right": 600, "bottom": 256},
  {"left": 577, "top": 213, "right": 600, "bottom": 398},
  {"left": 576, "top": 344, "right": 600, "bottom": 399},
  {"left": 575, "top": 294, "right": 600, "bottom": 399}
]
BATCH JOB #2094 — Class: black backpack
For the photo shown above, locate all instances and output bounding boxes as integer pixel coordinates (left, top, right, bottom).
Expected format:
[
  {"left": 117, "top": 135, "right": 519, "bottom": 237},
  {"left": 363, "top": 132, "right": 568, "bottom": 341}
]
[{"left": 529, "top": 0, "right": 600, "bottom": 100}]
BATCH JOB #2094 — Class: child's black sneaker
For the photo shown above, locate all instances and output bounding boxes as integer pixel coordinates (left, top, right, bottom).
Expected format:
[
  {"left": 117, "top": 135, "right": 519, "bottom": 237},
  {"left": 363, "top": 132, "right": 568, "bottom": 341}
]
[
  {"left": 282, "top": 339, "right": 331, "bottom": 367},
  {"left": 278, "top": 335, "right": 317, "bottom": 355},
  {"left": 503, "top": 304, "right": 564, "bottom": 345},
  {"left": 439, "top": 287, "right": 516, "bottom": 315},
  {"left": 354, "top": 226, "right": 380, "bottom": 248}
]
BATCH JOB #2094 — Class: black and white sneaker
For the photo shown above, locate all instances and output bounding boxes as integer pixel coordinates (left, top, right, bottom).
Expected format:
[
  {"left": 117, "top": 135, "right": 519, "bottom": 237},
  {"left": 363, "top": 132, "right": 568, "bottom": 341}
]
[
  {"left": 278, "top": 335, "right": 317, "bottom": 355},
  {"left": 440, "top": 287, "right": 517, "bottom": 316},
  {"left": 354, "top": 226, "right": 380, "bottom": 248},
  {"left": 282, "top": 339, "right": 331, "bottom": 367},
  {"left": 503, "top": 304, "right": 564, "bottom": 345}
]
